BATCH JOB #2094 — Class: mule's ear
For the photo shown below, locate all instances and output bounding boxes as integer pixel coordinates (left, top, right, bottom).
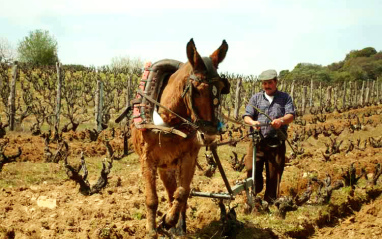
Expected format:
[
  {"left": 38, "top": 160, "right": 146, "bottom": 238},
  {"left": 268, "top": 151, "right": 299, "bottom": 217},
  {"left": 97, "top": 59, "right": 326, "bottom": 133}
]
[
  {"left": 210, "top": 40, "right": 228, "bottom": 69},
  {"left": 186, "top": 38, "right": 207, "bottom": 73}
]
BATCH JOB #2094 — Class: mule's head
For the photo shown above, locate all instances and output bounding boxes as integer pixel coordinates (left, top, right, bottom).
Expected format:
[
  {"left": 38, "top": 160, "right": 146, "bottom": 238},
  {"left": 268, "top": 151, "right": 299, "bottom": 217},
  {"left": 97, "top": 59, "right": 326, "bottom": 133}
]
[{"left": 183, "top": 38, "right": 230, "bottom": 142}]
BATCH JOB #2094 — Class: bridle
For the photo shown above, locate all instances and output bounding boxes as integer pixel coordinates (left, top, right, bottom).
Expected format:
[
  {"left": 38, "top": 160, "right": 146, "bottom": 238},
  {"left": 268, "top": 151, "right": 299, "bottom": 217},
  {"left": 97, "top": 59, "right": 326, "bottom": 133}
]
[{"left": 181, "top": 57, "right": 228, "bottom": 135}]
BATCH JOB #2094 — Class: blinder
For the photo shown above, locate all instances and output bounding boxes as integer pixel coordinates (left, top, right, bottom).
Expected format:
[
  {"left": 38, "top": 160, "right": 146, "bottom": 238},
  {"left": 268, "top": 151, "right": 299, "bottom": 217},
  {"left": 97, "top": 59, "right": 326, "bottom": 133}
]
[
  {"left": 182, "top": 64, "right": 229, "bottom": 134},
  {"left": 220, "top": 75, "right": 230, "bottom": 95},
  {"left": 182, "top": 57, "right": 230, "bottom": 134}
]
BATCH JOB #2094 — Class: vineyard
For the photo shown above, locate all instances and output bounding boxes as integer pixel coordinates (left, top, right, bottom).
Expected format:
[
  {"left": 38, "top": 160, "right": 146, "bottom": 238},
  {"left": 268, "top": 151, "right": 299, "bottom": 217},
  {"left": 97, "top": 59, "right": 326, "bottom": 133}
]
[{"left": 0, "top": 62, "right": 382, "bottom": 239}]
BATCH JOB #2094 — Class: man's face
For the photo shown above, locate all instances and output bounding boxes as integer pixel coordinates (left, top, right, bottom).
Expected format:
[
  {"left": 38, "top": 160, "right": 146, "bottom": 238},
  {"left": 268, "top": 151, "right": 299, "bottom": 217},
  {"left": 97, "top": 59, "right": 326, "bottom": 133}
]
[{"left": 261, "top": 79, "right": 277, "bottom": 96}]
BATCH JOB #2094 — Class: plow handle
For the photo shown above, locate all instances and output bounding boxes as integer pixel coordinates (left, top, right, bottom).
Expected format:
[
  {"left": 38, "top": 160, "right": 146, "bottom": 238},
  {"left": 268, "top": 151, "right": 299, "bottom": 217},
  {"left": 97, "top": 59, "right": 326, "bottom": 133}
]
[{"left": 250, "top": 126, "right": 262, "bottom": 197}]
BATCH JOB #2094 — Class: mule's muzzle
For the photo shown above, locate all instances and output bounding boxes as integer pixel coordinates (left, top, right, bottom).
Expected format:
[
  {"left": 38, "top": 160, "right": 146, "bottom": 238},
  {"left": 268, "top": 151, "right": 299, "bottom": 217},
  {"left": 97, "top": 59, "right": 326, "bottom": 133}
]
[{"left": 195, "top": 119, "right": 219, "bottom": 135}]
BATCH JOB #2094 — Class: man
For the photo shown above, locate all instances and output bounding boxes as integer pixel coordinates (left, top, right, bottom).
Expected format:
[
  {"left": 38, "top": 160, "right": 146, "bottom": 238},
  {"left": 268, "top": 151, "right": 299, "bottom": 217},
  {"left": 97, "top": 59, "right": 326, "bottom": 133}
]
[{"left": 242, "top": 69, "right": 295, "bottom": 203}]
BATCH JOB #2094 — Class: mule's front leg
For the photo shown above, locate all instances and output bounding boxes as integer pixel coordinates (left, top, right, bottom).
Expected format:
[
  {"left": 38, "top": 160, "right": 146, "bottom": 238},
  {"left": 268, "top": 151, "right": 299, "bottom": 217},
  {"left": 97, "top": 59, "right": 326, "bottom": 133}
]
[
  {"left": 166, "top": 152, "right": 198, "bottom": 235},
  {"left": 142, "top": 155, "right": 158, "bottom": 238},
  {"left": 162, "top": 186, "right": 186, "bottom": 228}
]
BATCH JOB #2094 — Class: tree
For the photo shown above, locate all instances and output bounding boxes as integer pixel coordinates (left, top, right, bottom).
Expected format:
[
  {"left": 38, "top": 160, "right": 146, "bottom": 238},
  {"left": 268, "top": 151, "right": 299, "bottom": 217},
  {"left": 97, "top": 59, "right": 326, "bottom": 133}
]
[
  {"left": 17, "top": 30, "right": 58, "bottom": 65},
  {"left": 327, "top": 61, "right": 344, "bottom": 71},
  {"left": 279, "top": 70, "right": 290, "bottom": 80},
  {"left": 345, "top": 47, "right": 377, "bottom": 60},
  {"left": 0, "top": 37, "right": 16, "bottom": 63},
  {"left": 285, "top": 63, "right": 332, "bottom": 83},
  {"left": 109, "top": 55, "right": 144, "bottom": 74}
]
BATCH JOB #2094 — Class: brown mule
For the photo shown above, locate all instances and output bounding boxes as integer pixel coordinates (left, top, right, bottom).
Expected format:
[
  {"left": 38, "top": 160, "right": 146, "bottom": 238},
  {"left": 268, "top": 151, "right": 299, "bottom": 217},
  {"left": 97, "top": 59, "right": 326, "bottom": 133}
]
[{"left": 131, "top": 39, "right": 229, "bottom": 238}]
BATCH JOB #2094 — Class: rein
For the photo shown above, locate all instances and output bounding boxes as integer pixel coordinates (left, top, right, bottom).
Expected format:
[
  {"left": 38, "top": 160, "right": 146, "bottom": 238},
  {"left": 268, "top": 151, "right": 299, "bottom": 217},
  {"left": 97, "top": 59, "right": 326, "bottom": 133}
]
[{"left": 136, "top": 89, "right": 199, "bottom": 130}]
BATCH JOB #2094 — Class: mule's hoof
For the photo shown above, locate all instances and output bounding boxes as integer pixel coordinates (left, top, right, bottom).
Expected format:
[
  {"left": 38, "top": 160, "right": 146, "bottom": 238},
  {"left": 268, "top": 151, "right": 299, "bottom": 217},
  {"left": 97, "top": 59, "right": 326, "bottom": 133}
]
[
  {"left": 169, "top": 226, "right": 186, "bottom": 236},
  {"left": 146, "top": 229, "right": 158, "bottom": 239},
  {"left": 157, "top": 214, "right": 172, "bottom": 231},
  {"left": 157, "top": 221, "right": 175, "bottom": 238}
]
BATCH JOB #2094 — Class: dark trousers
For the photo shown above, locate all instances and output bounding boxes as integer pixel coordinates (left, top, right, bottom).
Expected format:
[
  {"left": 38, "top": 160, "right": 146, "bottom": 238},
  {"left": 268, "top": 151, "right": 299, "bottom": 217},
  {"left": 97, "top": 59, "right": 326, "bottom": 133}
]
[{"left": 245, "top": 138, "right": 286, "bottom": 203}]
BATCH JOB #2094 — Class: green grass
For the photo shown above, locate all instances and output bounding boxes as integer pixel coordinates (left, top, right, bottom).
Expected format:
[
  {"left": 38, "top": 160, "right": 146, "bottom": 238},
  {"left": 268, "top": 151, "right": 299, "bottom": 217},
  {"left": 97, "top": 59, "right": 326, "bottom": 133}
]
[
  {"left": 0, "top": 161, "right": 67, "bottom": 188},
  {"left": 0, "top": 151, "right": 139, "bottom": 189}
]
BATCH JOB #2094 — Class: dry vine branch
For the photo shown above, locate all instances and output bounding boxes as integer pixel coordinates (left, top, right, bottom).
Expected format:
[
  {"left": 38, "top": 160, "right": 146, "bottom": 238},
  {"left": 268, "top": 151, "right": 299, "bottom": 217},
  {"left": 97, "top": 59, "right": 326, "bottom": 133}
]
[
  {"left": 312, "top": 174, "right": 344, "bottom": 204},
  {"left": 216, "top": 199, "right": 243, "bottom": 238},
  {"left": 64, "top": 151, "right": 91, "bottom": 195},
  {"left": 273, "top": 181, "right": 313, "bottom": 219},
  {"left": 90, "top": 157, "right": 113, "bottom": 195},
  {"left": 0, "top": 139, "right": 22, "bottom": 172},
  {"left": 341, "top": 163, "right": 366, "bottom": 189},
  {"left": 229, "top": 151, "right": 246, "bottom": 172},
  {"left": 0, "top": 122, "right": 8, "bottom": 138},
  {"left": 103, "top": 137, "right": 129, "bottom": 161},
  {"left": 369, "top": 163, "right": 381, "bottom": 186},
  {"left": 345, "top": 140, "right": 354, "bottom": 154},
  {"left": 86, "top": 129, "right": 100, "bottom": 142},
  {"left": 64, "top": 149, "right": 114, "bottom": 195},
  {"left": 368, "top": 137, "right": 382, "bottom": 148}
]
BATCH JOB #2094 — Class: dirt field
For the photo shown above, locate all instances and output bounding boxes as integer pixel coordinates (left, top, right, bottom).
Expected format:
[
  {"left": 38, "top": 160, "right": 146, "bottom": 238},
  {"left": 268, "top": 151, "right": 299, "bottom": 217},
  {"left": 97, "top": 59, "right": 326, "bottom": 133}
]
[{"left": 0, "top": 105, "right": 381, "bottom": 239}]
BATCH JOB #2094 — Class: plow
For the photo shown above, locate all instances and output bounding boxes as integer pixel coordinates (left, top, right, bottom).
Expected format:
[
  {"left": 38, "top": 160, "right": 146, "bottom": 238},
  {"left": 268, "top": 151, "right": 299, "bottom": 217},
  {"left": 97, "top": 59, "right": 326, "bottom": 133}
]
[{"left": 190, "top": 124, "right": 266, "bottom": 206}]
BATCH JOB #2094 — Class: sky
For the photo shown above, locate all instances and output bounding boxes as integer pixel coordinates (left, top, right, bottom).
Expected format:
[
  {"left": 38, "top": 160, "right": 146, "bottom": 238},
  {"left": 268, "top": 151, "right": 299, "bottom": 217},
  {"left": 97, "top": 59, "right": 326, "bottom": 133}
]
[{"left": 1, "top": 0, "right": 381, "bottom": 76}]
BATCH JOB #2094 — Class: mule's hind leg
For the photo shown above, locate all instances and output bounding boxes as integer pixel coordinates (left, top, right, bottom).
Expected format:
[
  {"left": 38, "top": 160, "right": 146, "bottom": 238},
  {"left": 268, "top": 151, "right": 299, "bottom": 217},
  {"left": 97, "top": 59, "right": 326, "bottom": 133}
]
[
  {"left": 141, "top": 154, "right": 159, "bottom": 238},
  {"left": 158, "top": 168, "right": 177, "bottom": 205}
]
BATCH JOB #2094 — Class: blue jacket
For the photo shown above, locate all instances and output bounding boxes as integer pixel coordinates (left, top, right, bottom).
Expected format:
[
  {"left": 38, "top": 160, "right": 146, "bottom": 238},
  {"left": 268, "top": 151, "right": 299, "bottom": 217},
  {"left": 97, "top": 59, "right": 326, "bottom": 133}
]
[{"left": 242, "top": 90, "right": 295, "bottom": 139}]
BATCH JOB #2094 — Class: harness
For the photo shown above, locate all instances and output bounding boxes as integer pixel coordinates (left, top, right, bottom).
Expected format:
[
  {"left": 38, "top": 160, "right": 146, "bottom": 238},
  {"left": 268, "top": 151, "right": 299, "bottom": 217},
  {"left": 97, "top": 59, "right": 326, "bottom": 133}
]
[
  {"left": 132, "top": 59, "right": 183, "bottom": 127},
  {"left": 121, "top": 58, "right": 229, "bottom": 138},
  {"left": 181, "top": 57, "right": 226, "bottom": 135}
]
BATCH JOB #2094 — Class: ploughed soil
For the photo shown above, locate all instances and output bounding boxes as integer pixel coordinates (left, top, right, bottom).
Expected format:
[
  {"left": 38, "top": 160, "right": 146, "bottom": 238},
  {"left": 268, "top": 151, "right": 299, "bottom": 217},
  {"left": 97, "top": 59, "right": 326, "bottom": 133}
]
[{"left": 0, "top": 105, "right": 381, "bottom": 239}]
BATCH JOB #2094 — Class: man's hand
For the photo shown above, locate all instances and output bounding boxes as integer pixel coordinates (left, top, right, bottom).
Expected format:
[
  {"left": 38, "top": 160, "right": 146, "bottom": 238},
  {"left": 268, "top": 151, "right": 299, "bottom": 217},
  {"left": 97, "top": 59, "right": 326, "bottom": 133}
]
[
  {"left": 251, "top": 120, "right": 261, "bottom": 130},
  {"left": 271, "top": 118, "right": 283, "bottom": 129},
  {"left": 244, "top": 116, "right": 261, "bottom": 130}
]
